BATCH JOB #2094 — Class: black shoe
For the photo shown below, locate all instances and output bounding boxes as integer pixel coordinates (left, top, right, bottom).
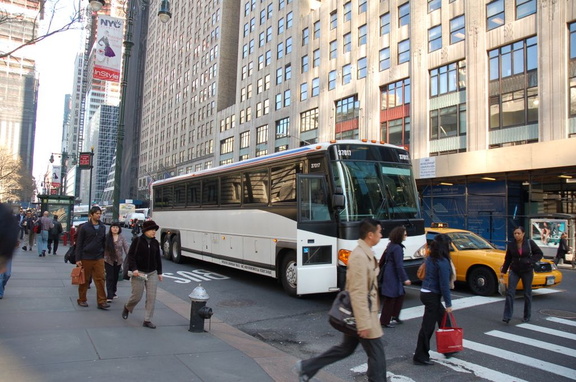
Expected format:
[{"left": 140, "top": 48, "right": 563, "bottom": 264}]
[
  {"left": 22, "top": 246, "right": 27, "bottom": 251},
  {"left": 48, "top": 249, "right": 51, "bottom": 254},
  {"left": 97, "top": 304, "right": 110, "bottom": 310},
  {"left": 42, "top": 250, "right": 46, "bottom": 256},
  {"left": 443, "top": 352, "right": 457, "bottom": 359},
  {"left": 122, "top": 306, "right": 129, "bottom": 319},
  {"left": 77, "top": 301, "right": 89, "bottom": 307},
  {"left": 522, "top": 317, "right": 530, "bottom": 323},
  {"left": 392, "top": 317, "right": 403, "bottom": 324},
  {"left": 383, "top": 323, "right": 396, "bottom": 328},
  {"left": 413, "top": 359, "right": 434, "bottom": 366},
  {"left": 143, "top": 321, "right": 156, "bottom": 329},
  {"left": 502, "top": 318, "right": 510, "bottom": 324}
]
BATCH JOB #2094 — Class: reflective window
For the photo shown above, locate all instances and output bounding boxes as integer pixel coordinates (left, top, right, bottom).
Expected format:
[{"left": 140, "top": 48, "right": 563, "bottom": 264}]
[
  {"left": 516, "top": 0, "right": 536, "bottom": 20},
  {"left": 379, "top": 48, "right": 390, "bottom": 71},
  {"left": 487, "top": 0, "right": 505, "bottom": 31},
  {"left": 450, "top": 15, "right": 465, "bottom": 44}
]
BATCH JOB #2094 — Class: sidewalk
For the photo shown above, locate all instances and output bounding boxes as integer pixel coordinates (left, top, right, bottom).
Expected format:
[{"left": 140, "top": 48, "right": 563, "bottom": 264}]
[{"left": 0, "top": 245, "right": 346, "bottom": 382}]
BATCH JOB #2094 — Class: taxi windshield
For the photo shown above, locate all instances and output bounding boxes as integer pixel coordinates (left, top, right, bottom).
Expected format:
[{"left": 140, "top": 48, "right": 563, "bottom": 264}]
[{"left": 449, "top": 232, "right": 495, "bottom": 250}]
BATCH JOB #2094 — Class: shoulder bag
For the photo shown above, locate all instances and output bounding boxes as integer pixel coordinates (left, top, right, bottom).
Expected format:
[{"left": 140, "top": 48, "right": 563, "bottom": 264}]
[{"left": 328, "top": 291, "right": 359, "bottom": 337}]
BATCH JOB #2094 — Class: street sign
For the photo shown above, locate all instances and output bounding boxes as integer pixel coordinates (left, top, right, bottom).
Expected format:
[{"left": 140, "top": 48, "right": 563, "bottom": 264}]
[{"left": 78, "top": 152, "right": 93, "bottom": 169}]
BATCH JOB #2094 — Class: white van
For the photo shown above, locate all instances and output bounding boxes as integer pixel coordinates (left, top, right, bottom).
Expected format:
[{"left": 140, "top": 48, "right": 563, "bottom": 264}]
[{"left": 124, "top": 212, "right": 146, "bottom": 227}]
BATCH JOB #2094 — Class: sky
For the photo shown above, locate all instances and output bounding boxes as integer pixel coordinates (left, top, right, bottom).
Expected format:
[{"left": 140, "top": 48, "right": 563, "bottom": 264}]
[{"left": 32, "top": 1, "right": 83, "bottom": 185}]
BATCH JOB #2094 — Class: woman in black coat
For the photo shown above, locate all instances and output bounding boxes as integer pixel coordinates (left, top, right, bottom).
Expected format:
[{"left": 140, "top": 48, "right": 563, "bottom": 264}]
[
  {"left": 501, "top": 226, "right": 543, "bottom": 323},
  {"left": 554, "top": 232, "right": 569, "bottom": 265},
  {"left": 378, "top": 226, "right": 411, "bottom": 328}
]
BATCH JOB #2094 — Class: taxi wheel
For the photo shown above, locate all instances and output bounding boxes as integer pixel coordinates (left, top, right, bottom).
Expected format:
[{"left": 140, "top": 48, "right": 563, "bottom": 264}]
[{"left": 468, "top": 267, "right": 497, "bottom": 296}]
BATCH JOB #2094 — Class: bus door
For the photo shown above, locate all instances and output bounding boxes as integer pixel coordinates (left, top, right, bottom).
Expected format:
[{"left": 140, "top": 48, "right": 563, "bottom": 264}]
[{"left": 296, "top": 175, "right": 339, "bottom": 294}]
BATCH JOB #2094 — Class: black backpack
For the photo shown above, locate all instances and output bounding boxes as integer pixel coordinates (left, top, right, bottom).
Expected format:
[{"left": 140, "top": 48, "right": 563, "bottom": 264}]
[{"left": 64, "top": 245, "right": 76, "bottom": 264}]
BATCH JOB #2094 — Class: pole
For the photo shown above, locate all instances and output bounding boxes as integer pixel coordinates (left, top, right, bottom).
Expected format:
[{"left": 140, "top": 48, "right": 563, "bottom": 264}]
[
  {"left": 112, "top": 2, "right": 135, "bottom": 221},
  {"left": 88, "top": 148, "right": 94, "bottom": 205}
]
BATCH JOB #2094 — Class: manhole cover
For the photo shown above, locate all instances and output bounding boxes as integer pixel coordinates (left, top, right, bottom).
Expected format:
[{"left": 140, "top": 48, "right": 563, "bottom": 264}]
[
  {"left": 218, "top": 298, "right": 255, "bottom": 307},
  {"left": 539, "top": 309, "right": 576, "bottom": 319}
]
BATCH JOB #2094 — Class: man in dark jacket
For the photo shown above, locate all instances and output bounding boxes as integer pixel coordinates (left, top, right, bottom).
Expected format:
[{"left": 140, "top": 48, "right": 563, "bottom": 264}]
[
  {"left": 75, "top": 206, "right": 109, "bottom": 310},
  {"left": 48, "top": 214, "right": 63, "bottom": 255}
]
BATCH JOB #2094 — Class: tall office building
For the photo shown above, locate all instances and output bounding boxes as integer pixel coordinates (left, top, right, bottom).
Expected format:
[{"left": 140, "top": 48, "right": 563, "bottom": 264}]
[
  {"left": 138, "top": 0, "right": 576, "bottom": 238},
  {"left": 0, "top": 0, "right": 40, "bottom": 175}
]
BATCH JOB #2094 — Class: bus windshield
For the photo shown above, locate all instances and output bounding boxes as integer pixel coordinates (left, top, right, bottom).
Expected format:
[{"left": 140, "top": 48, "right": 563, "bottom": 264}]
[{"left": 332, "top": 160, "right": 420, "bottom": 221}]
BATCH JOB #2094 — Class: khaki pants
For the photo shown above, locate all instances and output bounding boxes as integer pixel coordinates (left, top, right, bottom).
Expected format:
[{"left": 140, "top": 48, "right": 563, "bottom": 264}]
[{"left": 125, "top": 271, "right": 158, "bottom": 322}]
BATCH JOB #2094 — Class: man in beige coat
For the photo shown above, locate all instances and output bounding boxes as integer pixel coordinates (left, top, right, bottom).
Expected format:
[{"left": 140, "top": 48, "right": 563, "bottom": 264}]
[{"left": 295, "top": 218, "right": 386, "bottom": 381}]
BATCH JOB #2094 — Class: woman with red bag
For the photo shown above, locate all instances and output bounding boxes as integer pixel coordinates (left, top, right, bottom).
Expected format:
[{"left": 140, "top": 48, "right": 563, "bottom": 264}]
[{"left": 413, "top": 234, "right": 454, "bottom": 365}]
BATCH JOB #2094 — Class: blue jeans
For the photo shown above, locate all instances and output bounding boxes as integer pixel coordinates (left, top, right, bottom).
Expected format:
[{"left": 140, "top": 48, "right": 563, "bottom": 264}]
[
  {"left": 0, "top": 259, "right": 12, "bottom": 297},
  {"left": 503, "top": 269, "right": 533, "bottom": 321},
  {"left": 37, "top": 230, "right": 49, "bottom": 254}
]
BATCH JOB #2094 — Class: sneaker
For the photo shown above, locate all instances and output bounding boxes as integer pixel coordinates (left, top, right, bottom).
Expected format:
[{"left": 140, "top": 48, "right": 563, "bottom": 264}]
[
  {"left": 113, "top": 295, "right": 119, "bottom": 299},
  {"left": 293, "top": 360, "right": 310, "bottom": 382},
  {"left": 22, "top": 246, "right": 27, "bottom": 251},
  {"left": 106, "top": 299, "right": 112, "bottom": 303}
]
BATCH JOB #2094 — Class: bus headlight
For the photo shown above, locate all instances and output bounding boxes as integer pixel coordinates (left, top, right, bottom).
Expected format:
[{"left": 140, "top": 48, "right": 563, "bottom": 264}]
[
  {"left": 413, "top": 244, "right": 428, "bottom": 259},
  {"left": 338, "top": 249, "right": 352, "bottom": 266}
]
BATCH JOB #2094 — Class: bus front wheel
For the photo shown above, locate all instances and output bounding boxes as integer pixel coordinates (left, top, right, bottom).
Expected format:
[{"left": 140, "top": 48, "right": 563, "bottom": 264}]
[
  {"left": 280, "top": 252, "right": 297, "bottom": 296},
  {"left": 171, "top": 236, "right": 183, "bottom": 264}
]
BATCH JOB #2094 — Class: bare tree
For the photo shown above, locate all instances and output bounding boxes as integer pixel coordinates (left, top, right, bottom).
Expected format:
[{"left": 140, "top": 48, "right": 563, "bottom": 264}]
[
  {"left": 0, "top": 0, "right": 82, "bottom": 59},
  {"left": 0, "top": 146, "right": 33, "bottom": 203}
]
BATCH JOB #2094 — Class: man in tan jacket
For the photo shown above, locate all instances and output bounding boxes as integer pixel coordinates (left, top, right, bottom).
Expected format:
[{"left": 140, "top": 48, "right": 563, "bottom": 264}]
[{"left": 295, "top": 218, "right": 386, "bottom": 381}]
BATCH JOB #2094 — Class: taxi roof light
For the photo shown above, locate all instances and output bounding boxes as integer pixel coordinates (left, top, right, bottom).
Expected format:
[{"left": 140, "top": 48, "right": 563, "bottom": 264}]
[{"left": 431, "top": 222, "right": 449, "bottom": 228}]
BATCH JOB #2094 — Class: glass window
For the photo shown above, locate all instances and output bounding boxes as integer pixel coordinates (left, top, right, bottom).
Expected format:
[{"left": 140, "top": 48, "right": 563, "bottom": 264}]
[
  {"left": 277, "top": 42, "right": 284, "bottom": 58},
  {"left": 300, "top": 82, "right": 308, "bottom": 101},
  {"left": 301, "top": 108, "right": 319, "bottom": 132},
  {"left": 221, "top": 175, "right": 241, "bottom": 205},
  {"left": 301, "top": 55, "right": 309, "bottom": 73},
  {"left": 276, "top": 67, "right": 283, "bottom": 84},
  {"left": 428, "top": 0, "right": 441, "bottom": 13},
  {"left": 328, "top": 70, "right": 337, "bottom": 90},
  {"left": 399, "top": 2, "right": 410, "bottom": 27},
  {"left": 278, "top": 17, "right": 285, "bottom": 34},
  {"left": 380, "top": 13, "right": 390, "bottom": 36},
  {"left": 284, "top": 89, "right": 291, "bottom": 106},
  {"left": 487, "top": 0, "right": 505, "bottom": 31},
  {"left": 342, "top": 64, "right": 352, "bottom": 84},
  {"left": 285, "top": 64, "right": 292, "bottom": 80},
  {"left": 379, "top": 48, "right": 390, "bottom": 71},
  {"left": 299, "top": 176, "right": 331, "bottom": 222},
  {"left": 285, "top": 37, "right": 292, "bottom": 54},
  {"left": 243, "top": 171, "right": 268, "bottom": 204},
  {"left": 516, "top": 0, "right": 536, "bottom": 20},
  {"left": 429, "top": 25, "right": 442, "bottom": 52},
  {"left": 357, "top": 57, "right": 367, "bottom": 79},
  {"left": 187, "top": 182, "right": 201, "bottom": 206},
  {"left": 381, "top": 79, "right": 411, "bottom": 110},
  {"left": 314, "top": 21, "right": 320, "bottom": 39},
  {"left": 275, "top": 93, "right": 282, "bottom": 110},
  {"left": 358, "top": 0, "right": 367, "bottom": 14},
  {"left": 302, "top": 27, "right": 309, "bottom": 46},
  {"left": 202, "top": 179, "right": 218, "bottom": 205},
  {"left": 240, "top": 131, "right": 250, "bottom": 148},
  {"left": 286, "top": 12, "right": 293, "bottom": 28},
  {"left": 271, "top": 164, "right": 299, "bottom": 203},
  {"left": 502, "top": 90, "right": 526, "bottom": 127},
  {"left": 276, "top": 117, "right": 290, "bottom": 138},
  {"left": 358, "top": 24, "right": 367, "bottom": 46},
  {"left": 343, "top": 33, "right": 352, "bottom": 53},
  {"left": 330, "top": 11, "right": 337, "bottom": 29},
  {"left": 330, "top": 40, "right": 337, "bottom": 59},
  {"left": 313, "top": 49, "right": 320, "bottom": 67},
  {"left": 256, "top": 124, "right": 268, "bottom": 144},
  {"left": 398, "top": 38, "right": 410, "bottom": 63},
  {"left": 450, "top": 15, "right": 465, "bottom": 44},
  {"left": 312, "top": 77, "right": 320, "bottom": 97},
  {"left": 344, "top": 1, "right": 352, "bottom": 22}
]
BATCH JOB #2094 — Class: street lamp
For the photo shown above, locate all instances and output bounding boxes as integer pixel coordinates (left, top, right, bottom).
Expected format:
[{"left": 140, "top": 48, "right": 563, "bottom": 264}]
[
  {"left": 88, "top": 0, "right": 172, "bottom": 220},
  {"left": 89, "top": 0, "right": 105, "bottom": 12},
  {"left": 49, "top": 152, "right": 69, "bottom": 196}
]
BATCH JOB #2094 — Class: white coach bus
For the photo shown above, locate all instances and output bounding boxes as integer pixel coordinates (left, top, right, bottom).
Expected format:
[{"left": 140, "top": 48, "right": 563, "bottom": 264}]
[{"left": 151, "top": 141, "right": 425, "bottom": 296}]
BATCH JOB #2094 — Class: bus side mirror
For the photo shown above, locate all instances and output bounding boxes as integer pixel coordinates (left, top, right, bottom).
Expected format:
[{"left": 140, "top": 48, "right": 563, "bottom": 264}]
[{"left": 332, "top": 187, "right": 345, "bottom": 209}]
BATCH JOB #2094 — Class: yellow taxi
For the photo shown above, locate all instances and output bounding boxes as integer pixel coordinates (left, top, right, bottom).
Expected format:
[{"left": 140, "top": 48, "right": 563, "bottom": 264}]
[{"left": 424, "top": 223, "right": 563, "bottom": 296}]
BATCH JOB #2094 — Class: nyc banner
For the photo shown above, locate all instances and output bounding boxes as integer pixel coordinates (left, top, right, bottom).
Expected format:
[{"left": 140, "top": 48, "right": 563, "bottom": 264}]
[{"left": 93, "top": 16, "right": 123, "bottom": 82}]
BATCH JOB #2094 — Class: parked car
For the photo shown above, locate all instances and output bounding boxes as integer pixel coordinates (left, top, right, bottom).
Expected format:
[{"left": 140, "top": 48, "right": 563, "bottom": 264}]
[
  {"left": 423, "top": 223, "right": 562, "bottom": 296},
  {"left": 124, "top": 212, "right": 146, "bottom": 228}
]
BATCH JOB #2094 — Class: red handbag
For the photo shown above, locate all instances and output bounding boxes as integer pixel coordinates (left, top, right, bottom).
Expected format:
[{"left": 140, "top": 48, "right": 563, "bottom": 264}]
[{"left": 436, "top": 311, "right": 463, "bottom": 354}]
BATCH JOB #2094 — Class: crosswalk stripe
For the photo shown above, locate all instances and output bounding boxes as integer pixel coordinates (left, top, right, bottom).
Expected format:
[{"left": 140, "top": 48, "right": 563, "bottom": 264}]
[
  {"left": 485, "top": 330, "right": 576, "bottom": 358},
  {"left": 546, "top": 316, "right": 576, "bottom": 327},
  {"left": 517, "top": 323, "right": 576, "bottom": 341},
  {"left": 464, "top": 340, "right": 576, "bottom": 379},
  {"left": 429, "top": 351, "right": 529, "bottom": 382}
]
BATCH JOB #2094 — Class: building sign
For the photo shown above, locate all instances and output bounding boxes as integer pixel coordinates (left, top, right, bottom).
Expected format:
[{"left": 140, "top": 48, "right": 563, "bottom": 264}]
[
  {"left": 51, "top": 165, "right": 61, "bottom": 188},
  {"left": 93, "top": 16, "right": 123, "bottom": 82},
  {"left": 419, "top": 157, "right": 436, "bottom": 179},
  {"left": 78, "top": 152, "right": 93, "bottom": 169}
]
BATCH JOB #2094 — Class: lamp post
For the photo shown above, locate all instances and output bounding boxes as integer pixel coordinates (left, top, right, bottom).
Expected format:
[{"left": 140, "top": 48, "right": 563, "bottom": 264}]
[{"left": 88, "top": 0, "right": 171, "bottom": 221}]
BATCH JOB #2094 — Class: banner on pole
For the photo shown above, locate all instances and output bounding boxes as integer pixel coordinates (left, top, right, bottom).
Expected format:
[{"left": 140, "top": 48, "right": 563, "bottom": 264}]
[{"left": 93, "top": 15, "right": 123, "bottom": 82}]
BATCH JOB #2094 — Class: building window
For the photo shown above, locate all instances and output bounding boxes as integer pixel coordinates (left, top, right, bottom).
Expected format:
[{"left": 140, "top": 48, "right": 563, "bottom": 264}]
[
  {"left": 285, "top": 37, "right": 292, "bottom": 54},
  {"left": 429, "top": 105, "right": 466, "bottom": 140},
  {"left": 342, "top": 64, "right": 352, "bottom": 85},
  {"left": 301, "top": 55, "right": 309, "bottom": 73},
  {"left": 398, "top": 38, "right": 410, "bottom": 64},
  {"left": 381, "top": 78, "right": 411, "bottom": 110},
  {"left": 450, "top": 15, "right": 465, "bottom": 44},
  {"left": 399, "top": 2, "right": 410, "bottom": 27},
  {"left": 277, "top": 42, "right": 284, "bottom": 58},
  {"left": 285, "top": 64, "right": 292, "bottom": 80},
  {"left": 344, "top": 1, "right": 351, "bottom": 22},
  {"left": 343, "top": 33, "right": 351, "bottom": 53},
  {"left": 275, "top": 93, "right": 282, "bottom": 110},
  {"left": 430, "top": 61, "right": 466, "bottom": 97},
  {"left": 428, "top": 25, "right": 442, "bottom": 52},
  {"left": 314, "top": 20, "right": 320, "bottom": 39},
  {"left": 328, "top": 70, "right": 337, "bottom": 90},
  {"left": 256, "top": 102, "right": 263, "bottom": 118},
  {"left": 379, "top": 48, "right": 390, "bottom": 71},
  {"left": 313, "top": 49, "right": 320, "bottom": 68},
  {"left": 335, "top": 95, "right": 360, "bottom": 139},
  {"left": 380, "top": 13, "right": 390, "bottom": 36},
  {"left": 240, "top": 131, "right": 250, "bottom": 148},
  {"left": 284, "top": 89, "right": 291, "bottom": 106},
  {"left": 300, "top": 82, "right": 308, "bottom": 101},
  {"left": 358, "top": 24, "right": 367, "bottom": 46},
  {"left": 264, "top": 74, "right": 270, "bottom": 90},
  {"left": 302, "top": 27, "right": 309, "bottom": 46},
  {"left": 487, "top": 0, "right": 505, "bottom": 31},
  {"left": 330, "top": 40, "right": 337, "bottom": 59},
  {"left": 256, "top": 125, "right": 268, "bottom": 144},
  {"left": 570, "top": 23, "right": 576, "bottom": 116},
  {"left": 488, "top": 37, "right": 538, "bottom": 130},
  {"left": 330, "top": 11, "right": 337, "bottom": 30},
  {"left": 357, "top": 57, "right": 367, "bottom": 79},
  {"left": 516, "top": 0, "right": 536, "bottom": 20},
  {"left": 266, "top": 26, "right": 272, "bottom": 42},
  {"left": 276, "top": 68, "right": 283, "bottom": 84},
  {"left": 300, "top": 108, "right": 319, "bottom": 133},
  {"left": 278, "top": 17, "right": 285, "bottom": 34},
  {"left": 358, "top": 0, "right": 367, "bottom": 14},
  {"left": 381, "top": 117, "right": 411, "bottom": 147},
  {"left": 276, "top": 117, "right": 290, "bottom": 138},
  {"left": 265, "top": 50, "right": 272, "bottom": 65},
  {"left": 220, "top": 137, "right": 234, "bottom": 154},
  {"left": 286, "top": 12, "right": 293, "bottom": 28},
  {"left": 312, "top": 77, "right": 320, "bottom": 97},
  {"left": 264, "top": 99, "right": 270, "bottom": 115},
  {"left": 428, "top": 0, "right": 441, "bottom": 13}
]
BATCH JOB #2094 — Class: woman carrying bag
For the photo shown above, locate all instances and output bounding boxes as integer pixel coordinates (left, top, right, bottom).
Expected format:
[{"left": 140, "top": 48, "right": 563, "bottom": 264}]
[
  {"left": 413, "top": 234, "right": 454, "bottom": 365},
  {"left": 501, "top": 226, "right": 543, "bottom": 324},
  {"left": 104, "top": 222, "right": 129, "bottom": 303}
]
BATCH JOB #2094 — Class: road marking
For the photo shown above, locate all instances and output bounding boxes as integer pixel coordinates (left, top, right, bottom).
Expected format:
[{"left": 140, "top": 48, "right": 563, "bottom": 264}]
[
  {"left": 546, "top": 316, "right": 576, "bottom": 327},
  {"left": 350, "top": 365, "right": 416, "bottom": 382},
  {"left": 464, "top": 340, "right": 576, "bottom": 379},
  {"left": 429, "top": 351, "right": 529, "bottom": 382},
  {"left": 516, "top": 323, "right": 576, "bottom": 341},
  {"left": 485, "top": 330, "right": 576, "bottom": 358}
]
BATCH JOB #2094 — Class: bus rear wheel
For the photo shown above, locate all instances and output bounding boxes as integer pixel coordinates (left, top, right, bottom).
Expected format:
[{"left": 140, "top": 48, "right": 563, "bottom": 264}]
[
  {"left": 161, "top": 235, "right": 172, "bottom": 260},
  {"left": 280, "top": 252, "right": 297, "bottom": 297},
  {"left": 171, "top": 236, "right": 182, "bottom": 264}
]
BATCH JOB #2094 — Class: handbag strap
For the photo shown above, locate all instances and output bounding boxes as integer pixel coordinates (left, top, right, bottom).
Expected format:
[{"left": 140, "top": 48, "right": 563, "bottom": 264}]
[{"left": 440, "top": 311, "right": 457, "bottom": 329}]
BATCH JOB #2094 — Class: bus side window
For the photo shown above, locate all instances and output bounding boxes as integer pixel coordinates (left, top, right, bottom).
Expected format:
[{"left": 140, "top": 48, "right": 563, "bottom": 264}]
[{"left": 299, "top": 177, "right": 330, "bottom": 222}]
